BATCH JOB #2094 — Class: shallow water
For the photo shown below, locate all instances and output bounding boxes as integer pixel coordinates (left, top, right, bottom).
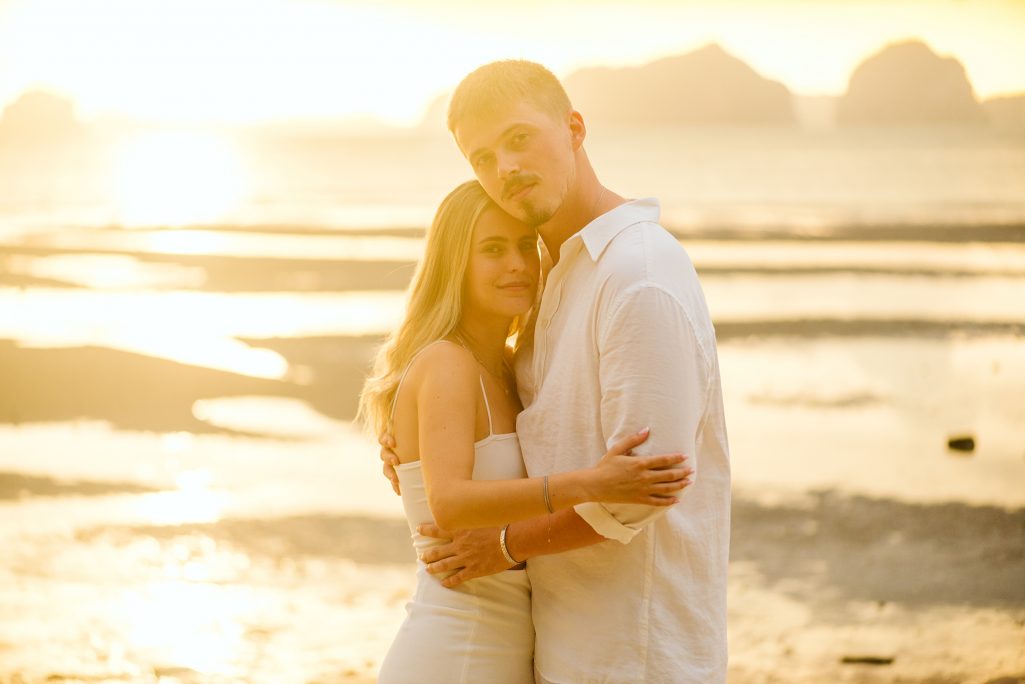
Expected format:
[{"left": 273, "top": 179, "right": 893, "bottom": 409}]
[{"left": 1, "top": 124, "right": 1023, "bottom": 681}]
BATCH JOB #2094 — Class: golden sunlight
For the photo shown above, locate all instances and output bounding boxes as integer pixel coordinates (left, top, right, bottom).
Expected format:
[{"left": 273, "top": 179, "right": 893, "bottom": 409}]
[{"left": 113, "top": 131, "right": 247, "bottom": 228}]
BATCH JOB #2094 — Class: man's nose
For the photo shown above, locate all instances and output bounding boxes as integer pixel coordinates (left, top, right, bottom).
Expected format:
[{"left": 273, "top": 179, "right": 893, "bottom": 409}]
[{"left": 496, "top": 149, "right": 520, "bottom": 180}]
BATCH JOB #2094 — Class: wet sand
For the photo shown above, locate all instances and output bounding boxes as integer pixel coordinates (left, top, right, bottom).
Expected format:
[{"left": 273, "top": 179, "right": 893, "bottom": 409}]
[
  {"left": 0, "top": 331, "right": 1023, "bottom": 683},
  {"left": 1, "top": 225, "right": 1023, "bottom": 682}
]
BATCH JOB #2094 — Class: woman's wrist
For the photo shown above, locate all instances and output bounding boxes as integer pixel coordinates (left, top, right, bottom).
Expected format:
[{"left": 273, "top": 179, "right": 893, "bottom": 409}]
[{"left": 548, "top": 471, "right": 591, "bottom": 510}]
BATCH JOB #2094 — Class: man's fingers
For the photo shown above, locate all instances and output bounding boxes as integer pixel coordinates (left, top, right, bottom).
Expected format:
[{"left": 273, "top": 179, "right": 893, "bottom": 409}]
[
  {"left": 417, "top": 523, "right": 451, "bottom": 540},
  {"left": 441, "top": 570, "right": 470, "bottom": 588},
  {"left": 419, "top": 544, "right": 453, "bottom": 565},
  {"left": 425, "top": 557, "right": 462, "bottom": 576},
  {"left": 608, "top": 427, "right": 651, "bottom": 456},
  {"left": 380, "top": 452, "right": 401, "bottom": 495},
  {"left": 379, "top": 446, "right": 400, "bottom": 466}
]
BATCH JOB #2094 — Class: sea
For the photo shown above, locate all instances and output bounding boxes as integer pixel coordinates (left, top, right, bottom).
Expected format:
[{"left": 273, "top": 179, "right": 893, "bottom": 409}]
[{"left": 0, "top": 123, "right": 1023, "bottom": 682}]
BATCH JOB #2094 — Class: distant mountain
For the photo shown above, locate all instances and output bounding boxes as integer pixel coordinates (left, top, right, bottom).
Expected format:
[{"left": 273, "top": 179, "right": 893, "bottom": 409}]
[
  {"left": 418, "top": 92, "right": 449, "bottom": 132},
  {"left": 983, "top": 93, "right": 1025, "bottom": 132},
  {"left": 564, "top": 44, "right": 795, "bottom": 126},
  {"left": 792, "top": 95, "right": 839, "bottom": 131},
  {"left": 0, "top": 90, "right": 82, "bottom": 140},
  {"left": 837, "top": 40, "right": 985, "bottom": 125}
]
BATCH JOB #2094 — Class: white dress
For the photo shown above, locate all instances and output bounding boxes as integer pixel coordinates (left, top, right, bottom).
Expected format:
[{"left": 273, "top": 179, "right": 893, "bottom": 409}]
[{"left": 377, "top": 347, "right": 534, "bottom": 684}]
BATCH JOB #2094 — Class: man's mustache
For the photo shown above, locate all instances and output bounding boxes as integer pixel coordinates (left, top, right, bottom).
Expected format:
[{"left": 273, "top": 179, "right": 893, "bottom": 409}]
[{"left": 502, "top": 175, "right": 541, "bottom": 200}]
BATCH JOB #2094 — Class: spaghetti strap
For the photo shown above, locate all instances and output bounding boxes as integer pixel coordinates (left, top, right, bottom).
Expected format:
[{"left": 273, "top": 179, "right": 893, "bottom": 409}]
[
  {"left": 389, "top": 339, "right": 448, "bottom": 424},
  {"left": 478, "top": 375, "right": 495, "bottom": 437},
  {"left": 390, "top": 338, "right": 495, "bottom": 438}
]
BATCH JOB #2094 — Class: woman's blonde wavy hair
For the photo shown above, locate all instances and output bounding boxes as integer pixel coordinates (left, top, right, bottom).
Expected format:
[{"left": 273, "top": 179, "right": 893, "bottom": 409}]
[{"left": 358, "top": 180, "right": 534, "bottom": 438}]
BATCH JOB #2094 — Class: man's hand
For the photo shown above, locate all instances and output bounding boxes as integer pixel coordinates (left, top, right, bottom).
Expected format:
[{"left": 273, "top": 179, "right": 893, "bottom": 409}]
[
  {"left": 419, "top": 523, "right": 513, "bottom": 588},
  {"left": 378, "top": 433, "right": 401, "bottom": 496}
]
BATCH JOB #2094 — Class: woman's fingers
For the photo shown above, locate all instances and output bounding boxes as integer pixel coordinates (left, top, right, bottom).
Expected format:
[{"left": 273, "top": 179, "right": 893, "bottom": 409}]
[
  {"left": 651, "top": 479, "right": 691, "bottom": 494},
  {"left": 634, "top": 452, "right": 687, "bottom": 470},
  {"left": 606, "top": 427, "right": 651, "bottom": 456},
  {"left": 647, "top": 494, "right": 680, "bottom": 506},
  {"left": 645, "top": 465, "right": 692, "bottom": 482}
]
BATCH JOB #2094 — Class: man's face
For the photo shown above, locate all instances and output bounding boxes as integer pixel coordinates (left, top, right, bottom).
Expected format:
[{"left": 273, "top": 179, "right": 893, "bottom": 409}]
[{"left": 454, "top": 100, "right": 577, "bottom": 227}]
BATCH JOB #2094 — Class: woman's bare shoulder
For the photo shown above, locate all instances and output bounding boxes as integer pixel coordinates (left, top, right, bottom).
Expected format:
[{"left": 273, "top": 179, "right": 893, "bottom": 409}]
[{"left": 405, "top": 339, "right": 477, "bottom": 390}]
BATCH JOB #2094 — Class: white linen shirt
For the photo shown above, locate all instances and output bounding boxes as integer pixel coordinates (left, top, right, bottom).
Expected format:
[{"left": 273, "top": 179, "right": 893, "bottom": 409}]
[{"left": 515, "top": 198, "right": 730, "bottom": 684}]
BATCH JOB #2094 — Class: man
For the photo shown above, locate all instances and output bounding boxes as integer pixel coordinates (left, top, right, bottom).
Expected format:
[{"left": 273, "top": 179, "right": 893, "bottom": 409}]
[{"left": 381, "top": 60, "right": 730, "bottom": 683}]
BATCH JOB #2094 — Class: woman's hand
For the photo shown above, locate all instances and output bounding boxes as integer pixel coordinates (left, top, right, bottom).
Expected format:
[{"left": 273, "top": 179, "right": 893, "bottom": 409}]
[{"left": 586, "top": 428, "right": 692, "bottom": 505}]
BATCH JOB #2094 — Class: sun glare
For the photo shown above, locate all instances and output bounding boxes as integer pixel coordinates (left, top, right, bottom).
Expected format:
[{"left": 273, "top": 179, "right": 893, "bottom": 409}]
[{"left": 113, "top": 131, "right": 247, "bottom": 228}]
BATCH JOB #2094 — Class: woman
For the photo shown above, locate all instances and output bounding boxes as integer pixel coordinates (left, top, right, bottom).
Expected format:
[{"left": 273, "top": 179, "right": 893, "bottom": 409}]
[{"left": 358, "top": 181, "right": 691, "bottom": 683}]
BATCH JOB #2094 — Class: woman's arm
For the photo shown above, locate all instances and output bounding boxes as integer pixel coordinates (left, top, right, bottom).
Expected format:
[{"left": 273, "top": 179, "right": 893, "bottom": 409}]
[{"left": 417, "top": 344, "right": 692, "bottom": 530}]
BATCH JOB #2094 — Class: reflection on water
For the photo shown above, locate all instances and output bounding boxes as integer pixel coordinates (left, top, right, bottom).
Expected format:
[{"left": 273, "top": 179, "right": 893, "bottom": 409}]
[
  {"left": 687, "top": 240, "right": 1025, "bottom": 274},
  {"left": 17, "top": 228, "right": 427, "bottom": 261},
  {"left": 1, "top": 268, "right": 1021, "bottom": 378},
  {"left": 704, "top": 273, "right": 1025, "bottom": 323},
  {"left": 0, "top": 288, "right": 402, "bottom": 377},
  {"left": 7, "top": 252, "right": 208, "bottom": 289},
  {"left": 723, "top": 337, "right": 1025, "bottom": 507}
]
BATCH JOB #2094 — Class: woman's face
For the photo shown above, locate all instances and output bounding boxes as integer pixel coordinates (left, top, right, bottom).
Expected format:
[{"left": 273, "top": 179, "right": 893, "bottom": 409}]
[{"left": 463, "top": 206, "right": 540, "bottom": 321}]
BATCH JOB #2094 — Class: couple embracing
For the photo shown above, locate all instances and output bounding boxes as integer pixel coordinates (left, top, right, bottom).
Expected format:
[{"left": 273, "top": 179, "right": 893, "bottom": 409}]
[{"left": 359, "top": 60, "right": 730, "bottom": 684}]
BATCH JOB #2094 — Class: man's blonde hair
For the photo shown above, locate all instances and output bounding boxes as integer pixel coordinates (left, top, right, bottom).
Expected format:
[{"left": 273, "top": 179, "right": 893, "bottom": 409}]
[{"left": 447, "top": 60, "right": 572, "bottom": 134}]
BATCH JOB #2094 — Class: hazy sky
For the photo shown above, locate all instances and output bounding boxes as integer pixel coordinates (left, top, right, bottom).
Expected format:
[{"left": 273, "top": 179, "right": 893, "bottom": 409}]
[{"left": 1, "top": 0, "right": 1023, "bottom": 125}]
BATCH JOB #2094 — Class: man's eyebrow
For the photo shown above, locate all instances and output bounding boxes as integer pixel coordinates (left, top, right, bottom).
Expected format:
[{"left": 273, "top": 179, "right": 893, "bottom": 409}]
[{"left": 468, "top": 123, "right": 529, "bottom": 162}]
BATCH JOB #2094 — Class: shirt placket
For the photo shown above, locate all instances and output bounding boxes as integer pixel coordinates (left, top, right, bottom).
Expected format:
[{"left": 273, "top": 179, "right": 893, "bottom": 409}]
[{"left": 532, "top": 242, "right": 579, "bottom": 390}]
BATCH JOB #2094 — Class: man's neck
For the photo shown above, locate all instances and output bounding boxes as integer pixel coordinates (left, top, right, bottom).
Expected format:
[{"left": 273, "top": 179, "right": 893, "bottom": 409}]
[{"left": 538, "top": 181, "right": 622, "bottom": 265}]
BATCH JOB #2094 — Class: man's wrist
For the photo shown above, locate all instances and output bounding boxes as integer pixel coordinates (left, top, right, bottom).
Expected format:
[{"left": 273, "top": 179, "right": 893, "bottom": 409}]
[
  {"left": 504, "top": 521, "right": 531, "bottom": 564},
  {"left": 499, "top": 524, "right": 520, "bottom": 565}
]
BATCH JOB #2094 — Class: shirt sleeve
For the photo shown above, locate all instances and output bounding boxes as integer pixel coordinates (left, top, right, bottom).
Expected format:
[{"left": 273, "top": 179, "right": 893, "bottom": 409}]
[{"left": 574, "top": 282, "right": 711, "bottom": 544}]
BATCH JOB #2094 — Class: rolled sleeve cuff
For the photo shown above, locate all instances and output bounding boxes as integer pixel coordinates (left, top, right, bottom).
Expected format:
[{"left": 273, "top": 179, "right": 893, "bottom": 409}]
[{"left": 574, "top": 502, "right": 642, "bottom": 544}]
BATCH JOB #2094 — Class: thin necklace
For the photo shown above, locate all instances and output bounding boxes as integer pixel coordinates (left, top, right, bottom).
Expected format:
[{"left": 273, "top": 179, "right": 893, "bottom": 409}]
[{"left": 451, "top": 332, "right": 513, "bottom": 394}]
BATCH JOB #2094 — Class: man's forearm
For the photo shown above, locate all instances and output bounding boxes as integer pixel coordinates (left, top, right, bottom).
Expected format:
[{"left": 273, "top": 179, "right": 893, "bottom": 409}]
[{"left": 505, "top": 508, "right": 606, "bottom": 562}]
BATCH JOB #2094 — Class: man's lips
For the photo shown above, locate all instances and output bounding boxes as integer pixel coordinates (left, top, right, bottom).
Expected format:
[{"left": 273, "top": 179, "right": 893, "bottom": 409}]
[{"left": 505, "top": 182, "right": 536, "bottom": 201}]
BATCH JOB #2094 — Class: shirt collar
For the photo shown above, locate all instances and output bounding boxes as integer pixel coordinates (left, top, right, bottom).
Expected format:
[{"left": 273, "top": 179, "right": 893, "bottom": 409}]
[{"left": 576, "top": 197, "right": 661, "bottom": 262}]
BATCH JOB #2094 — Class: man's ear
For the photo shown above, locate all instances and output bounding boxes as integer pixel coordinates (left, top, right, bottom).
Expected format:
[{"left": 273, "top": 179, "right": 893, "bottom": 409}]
[{"left": 568, "top": 110, "right": 586, "bottom": 151}]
